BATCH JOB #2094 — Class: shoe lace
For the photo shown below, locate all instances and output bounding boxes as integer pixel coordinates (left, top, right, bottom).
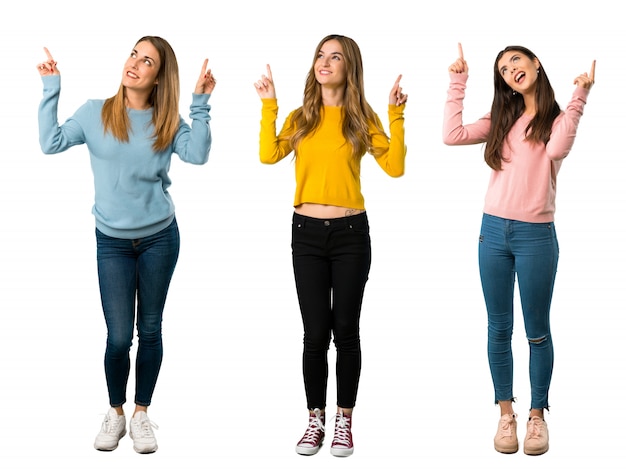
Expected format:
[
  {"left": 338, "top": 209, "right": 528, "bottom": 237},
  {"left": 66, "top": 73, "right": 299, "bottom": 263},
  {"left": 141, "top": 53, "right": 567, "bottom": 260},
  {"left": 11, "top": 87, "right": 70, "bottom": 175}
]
[
  {"left": 300, "top": 409, "right": 325, "bottom": 444},
  {"left": 132, "top": 416, "right": 159, "bottom": 437},
  {"left": 526, "top": 417, "right": 544, "bottom": 439},
  {"left": 100, "top": 413, "right": 121, "bottom": 434},
  {"left": 333, "top": 412, "right": 352, "bottom": 447},
  {"left": 498, "top": 414, "right": 515, "bottom": 437}
]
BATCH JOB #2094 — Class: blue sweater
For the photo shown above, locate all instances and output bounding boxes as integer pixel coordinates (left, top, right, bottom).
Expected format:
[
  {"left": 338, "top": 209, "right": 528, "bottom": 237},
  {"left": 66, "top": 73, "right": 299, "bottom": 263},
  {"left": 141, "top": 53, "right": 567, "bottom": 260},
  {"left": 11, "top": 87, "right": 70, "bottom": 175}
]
[{"left": 39, "top": 75, "right": 212, "bottom": 239}]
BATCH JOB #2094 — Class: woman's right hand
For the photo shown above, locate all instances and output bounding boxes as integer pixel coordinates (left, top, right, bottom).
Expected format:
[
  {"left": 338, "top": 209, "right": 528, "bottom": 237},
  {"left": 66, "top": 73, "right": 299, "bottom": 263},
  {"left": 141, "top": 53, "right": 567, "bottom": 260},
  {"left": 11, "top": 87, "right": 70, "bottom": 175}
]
[
  {"left": 254, "top": 64, "right": 276, "bottom": 99},
  {"left": 574, "top": 59, "right": 596, "bottom": 90},
  {"left": 448, "top": 43, "right": 468, "bottom": 74},
  {"left": 36, "top": 47, "right": 59, "bottom": 76}
]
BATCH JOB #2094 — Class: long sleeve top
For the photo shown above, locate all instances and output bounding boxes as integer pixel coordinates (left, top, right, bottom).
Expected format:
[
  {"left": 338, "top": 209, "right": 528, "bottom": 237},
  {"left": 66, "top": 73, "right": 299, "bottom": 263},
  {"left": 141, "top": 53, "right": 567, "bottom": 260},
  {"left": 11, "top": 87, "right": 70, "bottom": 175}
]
[
  {"left": 259, "top": 98, "right": 406, "bottom": 209},
  {"left": 38, "top": 75, "right": 212, "bottom": 239},
  {"left": 443, "top": 73, "right": 589, "bottom": 223}
]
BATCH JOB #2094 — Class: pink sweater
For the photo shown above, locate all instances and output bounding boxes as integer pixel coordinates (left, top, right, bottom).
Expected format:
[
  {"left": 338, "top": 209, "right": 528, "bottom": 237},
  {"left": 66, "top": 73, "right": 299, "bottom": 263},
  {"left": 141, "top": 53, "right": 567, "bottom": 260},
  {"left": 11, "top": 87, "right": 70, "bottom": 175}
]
[{"left": 443, "top": 73, "right": 589, "bottom": 223}]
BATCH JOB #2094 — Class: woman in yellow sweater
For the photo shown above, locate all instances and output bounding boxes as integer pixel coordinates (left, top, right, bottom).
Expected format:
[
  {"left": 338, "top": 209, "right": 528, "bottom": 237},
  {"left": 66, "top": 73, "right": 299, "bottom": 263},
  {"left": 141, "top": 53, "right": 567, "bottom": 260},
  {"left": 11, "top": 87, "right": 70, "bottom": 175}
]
[{"left": 254, "top": 34, "right": 407, "bottom": 457}]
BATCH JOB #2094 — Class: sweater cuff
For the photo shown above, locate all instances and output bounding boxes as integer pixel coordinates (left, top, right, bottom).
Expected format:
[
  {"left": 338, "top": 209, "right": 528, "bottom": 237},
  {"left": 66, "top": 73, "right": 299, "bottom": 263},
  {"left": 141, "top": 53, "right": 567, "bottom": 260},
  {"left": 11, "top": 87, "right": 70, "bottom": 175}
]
[
  {"left": 388, "top": 103, "right": 405, "bottom": 113},
  {"left": 261, "top": 98, "right": 278, "bottom": 107},
  {"left": 573, "top": 86, "right": 590, "bottom": 100},
  {"left": 191, "top": 93, "right": 210, "bottom": 105}
]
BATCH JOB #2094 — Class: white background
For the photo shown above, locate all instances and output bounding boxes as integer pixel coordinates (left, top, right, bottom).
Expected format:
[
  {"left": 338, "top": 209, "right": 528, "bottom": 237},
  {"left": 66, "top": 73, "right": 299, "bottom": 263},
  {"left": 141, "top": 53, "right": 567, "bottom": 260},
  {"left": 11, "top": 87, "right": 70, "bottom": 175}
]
[{"left": 1, "top": 1, "right": 623, "bottom": 472}]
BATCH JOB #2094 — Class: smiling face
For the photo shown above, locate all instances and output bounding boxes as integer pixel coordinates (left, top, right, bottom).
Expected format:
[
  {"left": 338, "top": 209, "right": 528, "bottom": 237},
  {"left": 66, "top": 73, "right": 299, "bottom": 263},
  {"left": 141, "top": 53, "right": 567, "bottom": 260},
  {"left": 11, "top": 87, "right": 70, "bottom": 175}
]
[
  {"left": 314, "top": 39, "right": 347, "bottom": 88},
  {"left": 497, "top": 50, "right": 540, "bottom": 95},
  {"left": 122, "top": 40, "right": 161, "bottom": 94}
]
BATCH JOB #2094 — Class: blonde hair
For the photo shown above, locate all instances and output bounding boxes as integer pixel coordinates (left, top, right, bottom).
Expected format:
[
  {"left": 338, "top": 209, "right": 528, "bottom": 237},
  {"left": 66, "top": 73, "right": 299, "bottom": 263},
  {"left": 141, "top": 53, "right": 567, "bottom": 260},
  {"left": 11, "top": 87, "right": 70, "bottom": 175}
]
[
  {"left": 290, "top": 34, "right": 387, "bottom": 159},
  {"left": 101, "top": 36, "right": 180, "bottom": 152}
]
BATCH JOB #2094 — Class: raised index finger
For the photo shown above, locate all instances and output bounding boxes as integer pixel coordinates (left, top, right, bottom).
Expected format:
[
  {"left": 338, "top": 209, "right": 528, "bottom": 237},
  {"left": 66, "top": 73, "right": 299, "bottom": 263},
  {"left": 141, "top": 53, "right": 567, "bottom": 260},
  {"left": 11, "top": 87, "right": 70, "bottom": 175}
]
[
  {"left": 458, "top": 43, "right": 464, "bottom": 60},
  {"left": 43, "top": 47, "right": 54, "bottom": 61},
  {"left": 589, "top": 59, "right": 596, "bottom": 82},
  {"left": 199, "top": 58, "right": 209, "bottom": 76},
  {"left": 266, "top": 64, "right": 273, "bottom": 81}
]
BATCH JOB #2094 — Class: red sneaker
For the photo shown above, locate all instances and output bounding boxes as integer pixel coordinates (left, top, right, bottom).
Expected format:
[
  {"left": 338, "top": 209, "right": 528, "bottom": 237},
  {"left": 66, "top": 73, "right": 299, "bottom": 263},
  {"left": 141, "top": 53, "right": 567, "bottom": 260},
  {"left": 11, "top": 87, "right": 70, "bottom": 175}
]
[
  {"left": 296, "top": 408, "right": 325, "bottom": 455},
  {"left": 330, "top": 410, "right": 354, "bottom": 457}
]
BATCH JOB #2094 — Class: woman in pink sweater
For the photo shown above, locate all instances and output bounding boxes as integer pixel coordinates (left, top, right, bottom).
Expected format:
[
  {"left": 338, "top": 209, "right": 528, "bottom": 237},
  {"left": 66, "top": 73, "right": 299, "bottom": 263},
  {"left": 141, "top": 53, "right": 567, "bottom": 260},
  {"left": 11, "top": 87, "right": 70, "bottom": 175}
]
[{"left": 443, "top": 43, "right": 595, "bottom": 456}]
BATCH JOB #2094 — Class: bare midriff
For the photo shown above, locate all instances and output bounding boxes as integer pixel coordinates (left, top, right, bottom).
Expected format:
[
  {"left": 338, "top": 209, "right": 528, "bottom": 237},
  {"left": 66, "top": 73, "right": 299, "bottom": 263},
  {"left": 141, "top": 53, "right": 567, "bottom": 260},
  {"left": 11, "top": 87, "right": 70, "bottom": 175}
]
[{"left": 294, "top": 203, "right": 365, "bottom": 219}]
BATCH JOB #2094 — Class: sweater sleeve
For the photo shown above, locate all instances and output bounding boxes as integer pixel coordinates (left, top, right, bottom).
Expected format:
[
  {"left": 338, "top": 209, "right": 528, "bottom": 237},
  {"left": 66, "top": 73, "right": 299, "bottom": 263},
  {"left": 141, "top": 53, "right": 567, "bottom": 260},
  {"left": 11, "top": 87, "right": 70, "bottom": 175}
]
[
  {"left": 545, "top": 86, "right": 590, "bottom": 161},
  {"left": 172, "top": 93, "right": 212, "bottom": 165},
  {"left": 371, "top": 104, "right": 406, "bottom": 177},
  {"left": 38, "top": 75, "right": 86, "bottom": 154},
  {"left": 259, "top": 98, "right": 294, "bottom": 164},
  {"left": 442, "top": 72, "right": 490, "bottom": 145}
]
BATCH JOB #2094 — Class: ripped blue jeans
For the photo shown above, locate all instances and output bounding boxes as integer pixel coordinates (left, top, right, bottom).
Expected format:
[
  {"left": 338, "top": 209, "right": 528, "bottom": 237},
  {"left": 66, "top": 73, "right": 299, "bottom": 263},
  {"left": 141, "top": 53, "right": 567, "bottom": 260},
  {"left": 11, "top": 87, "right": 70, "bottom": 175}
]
[{"left": 478, "top": 214, "right": 558, "bottom": 410}]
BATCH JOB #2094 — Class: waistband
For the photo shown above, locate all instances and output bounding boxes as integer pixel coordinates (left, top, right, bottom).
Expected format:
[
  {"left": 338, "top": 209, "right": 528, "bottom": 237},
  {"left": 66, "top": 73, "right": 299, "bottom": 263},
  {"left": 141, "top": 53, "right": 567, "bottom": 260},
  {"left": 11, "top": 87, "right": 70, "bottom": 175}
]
[{"left": 292, "top": 211, "right": 368, "bottom": 229}]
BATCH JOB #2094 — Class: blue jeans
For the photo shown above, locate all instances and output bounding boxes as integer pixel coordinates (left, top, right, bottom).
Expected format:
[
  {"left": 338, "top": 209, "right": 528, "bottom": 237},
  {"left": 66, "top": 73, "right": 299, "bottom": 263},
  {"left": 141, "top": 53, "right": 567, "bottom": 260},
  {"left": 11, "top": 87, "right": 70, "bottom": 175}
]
[
  {"left": 478, "top": 214, "right": 558, "bottom": 410},
  {"left": 96, "top": 219, "right": 180, "bottom": 407},
  {"left": 291, "top": 212, "right": 371, "bottom": 409}
]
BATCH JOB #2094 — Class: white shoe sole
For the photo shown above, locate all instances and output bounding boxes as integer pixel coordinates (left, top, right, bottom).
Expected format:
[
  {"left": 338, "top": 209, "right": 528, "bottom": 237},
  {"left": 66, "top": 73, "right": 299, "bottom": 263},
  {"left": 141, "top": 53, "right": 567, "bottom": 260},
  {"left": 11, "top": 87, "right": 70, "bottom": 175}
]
[
  {"left": 94, "top": 429, "right": 126, "bottom": 451},
  {"left": 330, "top": 447, "right": 354, "bottom": 457},
  {"left": 296, "top": 444, "right": 322, "bottom": 455}
]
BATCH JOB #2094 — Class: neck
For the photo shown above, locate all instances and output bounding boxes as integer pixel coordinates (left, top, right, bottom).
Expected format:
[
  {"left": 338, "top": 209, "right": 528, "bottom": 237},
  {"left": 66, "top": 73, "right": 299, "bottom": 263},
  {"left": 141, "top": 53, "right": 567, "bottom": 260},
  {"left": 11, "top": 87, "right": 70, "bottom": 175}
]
[
  {"left": 125, "top": 89, "right": 152, "bottom": 110},
  {"left": 321, "top": 86, "right": 344, "bottom": 107},
  {"left": 522, "top": 94, "right": 536, "bottom": 116}
]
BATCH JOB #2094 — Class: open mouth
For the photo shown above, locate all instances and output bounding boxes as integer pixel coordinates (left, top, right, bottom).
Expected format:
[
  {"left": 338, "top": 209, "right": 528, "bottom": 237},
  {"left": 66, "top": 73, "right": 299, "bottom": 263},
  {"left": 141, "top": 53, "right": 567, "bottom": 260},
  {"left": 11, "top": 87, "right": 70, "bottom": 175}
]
[{"left": 515, "top": 72, "right": 525, "bottom": 83}]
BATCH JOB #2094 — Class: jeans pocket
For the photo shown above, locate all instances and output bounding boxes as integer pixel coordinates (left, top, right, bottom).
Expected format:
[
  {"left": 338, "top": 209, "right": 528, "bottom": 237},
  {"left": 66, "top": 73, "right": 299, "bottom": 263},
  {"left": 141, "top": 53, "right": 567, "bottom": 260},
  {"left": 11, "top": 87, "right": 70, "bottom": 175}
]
[{"left": 347, "top": 214, "right": 369, "bottom": 234}]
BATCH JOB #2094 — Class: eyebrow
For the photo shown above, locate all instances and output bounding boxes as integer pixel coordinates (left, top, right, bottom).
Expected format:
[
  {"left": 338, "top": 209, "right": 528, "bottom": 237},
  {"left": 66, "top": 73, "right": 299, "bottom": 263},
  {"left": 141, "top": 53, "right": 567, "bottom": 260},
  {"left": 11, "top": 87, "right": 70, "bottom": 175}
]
[
  {"left": 499, "top": 57, "right": 515, "bottom": 74},
  {"left": 499, "top": 53, "right": 522, "bottom": 72},
  {"left": 132, "top": 49, "right": 156, "bottom": 62},
  {"left": 319, "top": 49, "right": 344, "bottom": 57}
]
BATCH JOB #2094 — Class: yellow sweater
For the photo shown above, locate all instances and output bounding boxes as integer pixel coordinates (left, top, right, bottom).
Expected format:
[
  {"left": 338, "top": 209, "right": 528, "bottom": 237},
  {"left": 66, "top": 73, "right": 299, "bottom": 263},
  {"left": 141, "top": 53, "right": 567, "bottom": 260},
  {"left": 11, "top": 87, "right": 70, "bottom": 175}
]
[{"left": 259, "top": 98, "right": 406, "bottom": 209}]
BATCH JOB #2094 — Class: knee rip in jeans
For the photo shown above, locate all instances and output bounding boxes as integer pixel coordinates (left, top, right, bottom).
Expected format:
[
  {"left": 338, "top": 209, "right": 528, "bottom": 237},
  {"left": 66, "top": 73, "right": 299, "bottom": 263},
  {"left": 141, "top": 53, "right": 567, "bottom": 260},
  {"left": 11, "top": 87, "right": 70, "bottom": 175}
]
[{"left": 528, "top": 335, "right": 548, "bottom": 344}]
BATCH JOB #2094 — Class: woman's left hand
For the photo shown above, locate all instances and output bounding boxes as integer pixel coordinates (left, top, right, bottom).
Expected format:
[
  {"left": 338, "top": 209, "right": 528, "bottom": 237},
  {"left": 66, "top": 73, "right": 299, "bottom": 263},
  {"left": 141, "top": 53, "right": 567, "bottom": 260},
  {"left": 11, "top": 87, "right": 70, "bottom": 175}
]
[
  {"left": 195, "top": 59, "right": 216, "bottom": 94},
  {"left": 37, "top": 47, "right": 59, "bottom": 76},
  {"left": 389, "top": 74, "right": 407, "bottom": 106},
  {"left": 574, "top": 60, "right": 596, "bottom": 90}
]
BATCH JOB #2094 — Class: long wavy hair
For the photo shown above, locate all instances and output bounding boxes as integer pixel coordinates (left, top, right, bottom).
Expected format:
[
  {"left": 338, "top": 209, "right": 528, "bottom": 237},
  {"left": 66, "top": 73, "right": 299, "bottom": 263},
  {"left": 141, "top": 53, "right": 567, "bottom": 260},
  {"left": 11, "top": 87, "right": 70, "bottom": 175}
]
[
  {"left": 101, "top": 36, "right": 180, "bottom": 152},
  {"left": 484, "top": 45, "right": 560, "bottom": 170},
  {"left": 289, "top": 34, "right": 388, "bottom": 159}
]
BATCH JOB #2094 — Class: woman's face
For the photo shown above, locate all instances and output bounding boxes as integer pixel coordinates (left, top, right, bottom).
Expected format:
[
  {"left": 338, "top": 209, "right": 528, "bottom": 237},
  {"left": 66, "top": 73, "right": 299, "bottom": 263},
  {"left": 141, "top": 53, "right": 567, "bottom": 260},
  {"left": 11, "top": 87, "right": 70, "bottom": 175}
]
[
  {"left": 314, "top": 39, "right": 347, "bottom": 88},
  {"left": 497, "top": 50, "right": 540, "bottom": 95},
  {"left": 122, "top": 40, "right": 161, "bottom": 94}
]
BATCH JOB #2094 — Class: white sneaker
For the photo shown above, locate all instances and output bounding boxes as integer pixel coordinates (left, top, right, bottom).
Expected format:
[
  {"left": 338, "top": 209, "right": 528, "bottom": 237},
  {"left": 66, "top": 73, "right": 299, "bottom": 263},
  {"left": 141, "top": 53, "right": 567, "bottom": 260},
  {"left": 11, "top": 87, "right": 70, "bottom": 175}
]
[
  {"left": 129, "top": 411, "right": 158, "bottom": 454},
  {"left": 94, "top": 407, "right": 126, "bottom": 451}
]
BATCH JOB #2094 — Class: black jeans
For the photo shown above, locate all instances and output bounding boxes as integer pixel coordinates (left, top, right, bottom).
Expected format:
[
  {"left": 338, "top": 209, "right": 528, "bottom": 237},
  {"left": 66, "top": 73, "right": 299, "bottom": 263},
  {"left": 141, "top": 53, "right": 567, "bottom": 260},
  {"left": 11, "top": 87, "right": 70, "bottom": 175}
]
[{"left": 291, "top": 212, "right": 371, "bottom": 409}]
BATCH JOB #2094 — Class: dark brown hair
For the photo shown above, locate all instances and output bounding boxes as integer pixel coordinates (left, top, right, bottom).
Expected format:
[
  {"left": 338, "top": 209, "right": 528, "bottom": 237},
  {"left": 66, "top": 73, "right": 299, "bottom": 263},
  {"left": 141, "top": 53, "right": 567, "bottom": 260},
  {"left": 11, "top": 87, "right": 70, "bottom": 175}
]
[{"left": 484, "top": 45, "right": 560, "bottom": 170}]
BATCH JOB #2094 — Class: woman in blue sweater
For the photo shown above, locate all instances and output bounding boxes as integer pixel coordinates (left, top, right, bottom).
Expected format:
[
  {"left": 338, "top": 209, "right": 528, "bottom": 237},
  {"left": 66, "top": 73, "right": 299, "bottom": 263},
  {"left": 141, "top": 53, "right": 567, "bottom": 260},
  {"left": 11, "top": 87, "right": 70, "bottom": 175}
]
[{"left": 37, "top": 36, "right": 216, "bottom": 454}]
